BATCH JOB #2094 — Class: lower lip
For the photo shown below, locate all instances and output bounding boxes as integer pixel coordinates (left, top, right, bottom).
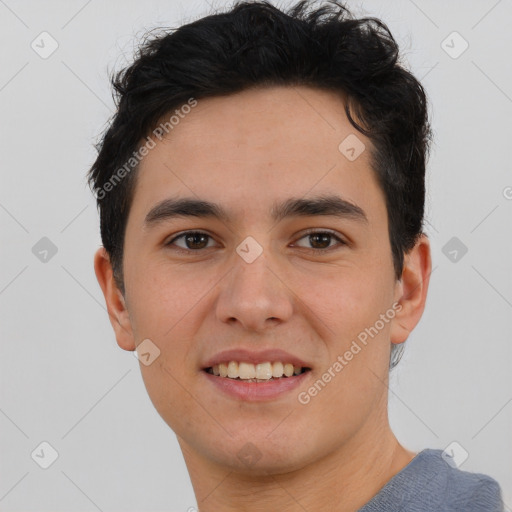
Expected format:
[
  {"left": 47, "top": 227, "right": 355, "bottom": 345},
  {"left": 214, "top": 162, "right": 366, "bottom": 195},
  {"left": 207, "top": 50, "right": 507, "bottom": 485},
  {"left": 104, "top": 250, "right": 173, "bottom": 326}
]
[{"left": 202, "top": 370, "right": 311, "bottom": 401}]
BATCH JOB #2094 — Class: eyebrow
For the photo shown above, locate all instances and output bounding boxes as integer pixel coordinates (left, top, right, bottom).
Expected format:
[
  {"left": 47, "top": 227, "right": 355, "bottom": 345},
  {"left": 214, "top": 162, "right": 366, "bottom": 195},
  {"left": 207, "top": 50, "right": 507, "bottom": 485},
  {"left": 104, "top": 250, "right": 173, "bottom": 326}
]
[{"left": 144, "top": 194, "right": 368, "bottom": 227}]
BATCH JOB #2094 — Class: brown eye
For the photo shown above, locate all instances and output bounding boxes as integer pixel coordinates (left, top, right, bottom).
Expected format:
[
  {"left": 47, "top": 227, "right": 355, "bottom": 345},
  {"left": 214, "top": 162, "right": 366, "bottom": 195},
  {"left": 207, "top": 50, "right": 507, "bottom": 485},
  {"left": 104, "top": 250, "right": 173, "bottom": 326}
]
[
  {"left": 294, "top": 230, "right": 346, "bottom": 251},
  {"left": 167, "top": 231, "right": 215, "bottom": 251}
]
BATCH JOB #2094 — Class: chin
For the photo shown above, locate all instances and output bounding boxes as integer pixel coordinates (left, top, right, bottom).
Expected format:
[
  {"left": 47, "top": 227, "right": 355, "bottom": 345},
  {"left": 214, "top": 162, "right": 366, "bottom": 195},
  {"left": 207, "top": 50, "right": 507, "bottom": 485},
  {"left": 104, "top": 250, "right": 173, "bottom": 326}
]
[{"left": 199, "top": 430, "right": 316, "bottom": 476}]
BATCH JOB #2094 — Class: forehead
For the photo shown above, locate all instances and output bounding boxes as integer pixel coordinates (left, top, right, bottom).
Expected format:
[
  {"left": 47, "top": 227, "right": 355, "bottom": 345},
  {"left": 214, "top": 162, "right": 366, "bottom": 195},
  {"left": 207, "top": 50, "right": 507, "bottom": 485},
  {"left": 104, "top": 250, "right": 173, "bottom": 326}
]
[
  {"left": 129, "top": 86, "right": 386, "bottom": 227},
  {"left": 151, "top": 86, "right": 353, "bottom": 165}
]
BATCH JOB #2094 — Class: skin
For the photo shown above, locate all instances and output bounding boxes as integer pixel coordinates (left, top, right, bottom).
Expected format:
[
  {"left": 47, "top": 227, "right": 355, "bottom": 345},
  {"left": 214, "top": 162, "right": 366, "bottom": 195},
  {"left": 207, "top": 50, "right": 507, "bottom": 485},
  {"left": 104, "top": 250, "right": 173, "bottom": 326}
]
[{"left": 94, "top": 85, "right": 431, "bottom": 511}]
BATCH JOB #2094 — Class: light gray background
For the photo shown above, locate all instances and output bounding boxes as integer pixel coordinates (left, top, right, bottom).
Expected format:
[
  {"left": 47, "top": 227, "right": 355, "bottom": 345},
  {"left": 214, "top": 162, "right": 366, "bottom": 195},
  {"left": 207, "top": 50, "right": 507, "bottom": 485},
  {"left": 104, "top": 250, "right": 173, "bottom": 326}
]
[{"left": 1, "top": 0, "right": 511, "bottom": 510}]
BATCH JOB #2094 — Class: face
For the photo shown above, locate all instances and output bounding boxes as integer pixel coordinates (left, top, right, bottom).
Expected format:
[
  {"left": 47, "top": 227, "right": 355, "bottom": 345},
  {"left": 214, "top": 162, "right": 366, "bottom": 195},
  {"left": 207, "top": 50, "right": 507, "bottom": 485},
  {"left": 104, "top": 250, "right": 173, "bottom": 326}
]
[{"left": 96, "top": 85, "right": 428, "bottom": 475}]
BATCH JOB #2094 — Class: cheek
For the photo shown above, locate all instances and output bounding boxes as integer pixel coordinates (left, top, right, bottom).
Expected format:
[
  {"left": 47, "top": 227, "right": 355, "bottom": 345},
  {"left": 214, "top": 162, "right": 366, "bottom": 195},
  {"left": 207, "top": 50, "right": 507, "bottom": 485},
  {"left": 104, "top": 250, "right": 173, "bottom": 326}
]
[
  {"left": 125, "top": 263, "right": 213, "bottom": 402},
  {"left": 293, "top": 261, "right": 393, "bottom": 342},
  {"left": 126, "top": 260, "right": 212, "bottom": 340}
]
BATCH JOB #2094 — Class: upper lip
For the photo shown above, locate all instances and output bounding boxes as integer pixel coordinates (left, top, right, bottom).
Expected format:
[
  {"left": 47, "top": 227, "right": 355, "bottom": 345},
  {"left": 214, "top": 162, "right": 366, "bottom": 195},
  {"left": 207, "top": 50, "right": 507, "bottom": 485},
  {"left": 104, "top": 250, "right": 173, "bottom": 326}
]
[{"left": 202, "top": 348, "right": 311, "bottom": 369}]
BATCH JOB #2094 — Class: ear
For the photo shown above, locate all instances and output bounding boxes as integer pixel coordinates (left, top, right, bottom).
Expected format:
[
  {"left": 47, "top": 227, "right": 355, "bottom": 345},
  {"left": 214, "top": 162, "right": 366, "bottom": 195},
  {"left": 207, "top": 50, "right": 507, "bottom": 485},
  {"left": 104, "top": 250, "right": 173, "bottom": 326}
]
[
  {"left": 93, "top": 247, "right": 136, "bottom": 351},
  {"left": 390, "top": 234, "right": 432, "bottom": 344}
]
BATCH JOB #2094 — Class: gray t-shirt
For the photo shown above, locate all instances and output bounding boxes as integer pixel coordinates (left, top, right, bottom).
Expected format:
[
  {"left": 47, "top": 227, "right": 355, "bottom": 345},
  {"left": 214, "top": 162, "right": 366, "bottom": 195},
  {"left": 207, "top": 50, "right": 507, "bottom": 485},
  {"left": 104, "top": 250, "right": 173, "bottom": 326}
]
[{"left": 358, "top": 449, "right": 504, "bottom": 511}]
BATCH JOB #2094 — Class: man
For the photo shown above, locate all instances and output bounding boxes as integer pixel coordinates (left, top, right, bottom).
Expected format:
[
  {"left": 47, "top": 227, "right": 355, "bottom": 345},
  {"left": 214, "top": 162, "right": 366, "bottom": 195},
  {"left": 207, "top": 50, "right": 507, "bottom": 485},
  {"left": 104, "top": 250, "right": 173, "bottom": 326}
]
[{"left": 88, "top": 1, "right": 504, "bottom": 510}]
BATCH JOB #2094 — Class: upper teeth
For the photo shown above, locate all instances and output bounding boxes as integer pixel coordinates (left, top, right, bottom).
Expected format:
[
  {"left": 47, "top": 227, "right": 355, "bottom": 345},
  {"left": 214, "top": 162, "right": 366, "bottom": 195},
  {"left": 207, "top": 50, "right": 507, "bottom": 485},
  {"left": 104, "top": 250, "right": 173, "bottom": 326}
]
[{"left": 210, "top": 361, "right": 304, "bottom": 380}]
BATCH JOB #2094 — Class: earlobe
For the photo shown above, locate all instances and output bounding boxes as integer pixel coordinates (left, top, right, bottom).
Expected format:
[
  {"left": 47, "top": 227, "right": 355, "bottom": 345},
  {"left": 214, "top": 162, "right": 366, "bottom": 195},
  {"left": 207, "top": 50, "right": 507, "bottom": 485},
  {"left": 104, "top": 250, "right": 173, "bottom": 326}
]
[
  {"left": 390, "top": 234, "right": 432, "bottom": 344},
  {"left": 93, "top": 247, "right": 136, "bottom": 351}
]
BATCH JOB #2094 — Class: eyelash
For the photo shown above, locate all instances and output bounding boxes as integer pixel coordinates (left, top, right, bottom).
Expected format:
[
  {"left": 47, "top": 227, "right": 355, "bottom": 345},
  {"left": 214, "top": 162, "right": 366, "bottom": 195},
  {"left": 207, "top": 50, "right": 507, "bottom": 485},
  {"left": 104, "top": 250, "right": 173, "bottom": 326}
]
[{"left": 165, "top": 229, "right": 347, "bottom": 254}]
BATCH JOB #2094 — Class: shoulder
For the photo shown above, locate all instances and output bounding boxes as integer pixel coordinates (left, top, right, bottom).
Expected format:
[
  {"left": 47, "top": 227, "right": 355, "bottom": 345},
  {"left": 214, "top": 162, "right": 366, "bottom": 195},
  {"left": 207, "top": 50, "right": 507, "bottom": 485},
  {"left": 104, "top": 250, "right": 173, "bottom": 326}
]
[
  {"left": 358, "top": 448, "right": 504, "bottom": 512},
  {"left": 422, "top": 449, "right": 504, "bottom": 512}
]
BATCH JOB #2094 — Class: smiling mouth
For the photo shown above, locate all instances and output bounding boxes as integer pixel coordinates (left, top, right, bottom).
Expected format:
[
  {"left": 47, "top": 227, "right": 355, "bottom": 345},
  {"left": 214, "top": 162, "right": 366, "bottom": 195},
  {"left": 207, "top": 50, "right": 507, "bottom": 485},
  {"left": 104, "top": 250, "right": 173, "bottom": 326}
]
[{"left": 204, "top": 361, "right": 311, "bottom": 382}]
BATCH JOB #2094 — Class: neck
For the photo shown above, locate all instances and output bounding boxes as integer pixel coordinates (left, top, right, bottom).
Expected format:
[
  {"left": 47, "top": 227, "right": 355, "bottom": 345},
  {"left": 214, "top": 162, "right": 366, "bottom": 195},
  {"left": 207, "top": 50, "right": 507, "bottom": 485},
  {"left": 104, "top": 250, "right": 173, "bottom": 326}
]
[{"left": 180, "top": 420, "right": 415, "bottom": 512}]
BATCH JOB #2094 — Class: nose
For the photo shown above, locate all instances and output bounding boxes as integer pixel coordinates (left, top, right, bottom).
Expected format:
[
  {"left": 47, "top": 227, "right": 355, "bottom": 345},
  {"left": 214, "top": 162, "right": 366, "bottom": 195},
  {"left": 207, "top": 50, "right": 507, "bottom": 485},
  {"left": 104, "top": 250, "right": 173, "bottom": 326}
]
[{"left": 215, "top": 245, "right": 293, "bottom": 332}]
